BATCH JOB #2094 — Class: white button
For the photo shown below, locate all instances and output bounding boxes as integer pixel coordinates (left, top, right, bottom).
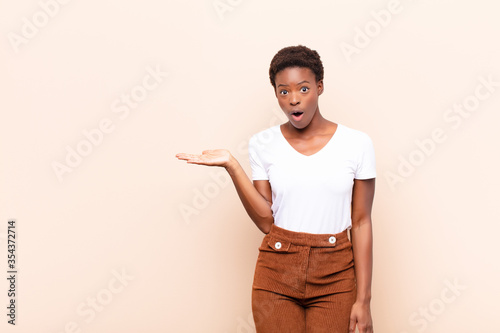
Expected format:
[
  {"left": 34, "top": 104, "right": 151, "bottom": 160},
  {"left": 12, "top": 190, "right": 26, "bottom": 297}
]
[
  {"left": 275, "top": 241, "right": 282, "bottom": 249},
  {"left": 329, "top": 236, "right": 336, "bottom": 244}
]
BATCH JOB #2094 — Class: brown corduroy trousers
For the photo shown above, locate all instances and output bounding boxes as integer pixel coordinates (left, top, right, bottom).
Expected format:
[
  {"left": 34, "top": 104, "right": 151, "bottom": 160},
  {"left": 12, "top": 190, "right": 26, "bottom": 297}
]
[{"left": 251, "top": 223, "right": 356, "bottom": 333}]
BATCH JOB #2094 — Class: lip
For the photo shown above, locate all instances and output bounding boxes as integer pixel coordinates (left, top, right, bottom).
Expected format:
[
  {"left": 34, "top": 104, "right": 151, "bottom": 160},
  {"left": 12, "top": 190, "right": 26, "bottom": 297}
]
[{"left": 290, "top": 110, "right": 304, "bottom": 122}]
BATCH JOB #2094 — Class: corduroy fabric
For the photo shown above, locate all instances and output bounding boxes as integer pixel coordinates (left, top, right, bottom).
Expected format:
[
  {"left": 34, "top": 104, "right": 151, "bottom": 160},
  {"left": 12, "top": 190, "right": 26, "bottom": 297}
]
[{"left": 252, "top": 223, "right": 356, "bottom": 332}]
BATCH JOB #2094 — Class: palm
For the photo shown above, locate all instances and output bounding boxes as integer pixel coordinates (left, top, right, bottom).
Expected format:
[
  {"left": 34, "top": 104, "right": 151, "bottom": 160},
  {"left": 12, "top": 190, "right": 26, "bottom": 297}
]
[{"left": 175, "top": 149, "right": 230, "bottom": 167}]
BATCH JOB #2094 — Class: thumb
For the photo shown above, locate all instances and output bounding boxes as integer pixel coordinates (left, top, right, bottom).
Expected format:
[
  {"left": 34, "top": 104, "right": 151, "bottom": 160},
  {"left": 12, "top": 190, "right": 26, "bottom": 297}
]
[{"left": 202, "top": 150, "right": 213, "bottom": 154}]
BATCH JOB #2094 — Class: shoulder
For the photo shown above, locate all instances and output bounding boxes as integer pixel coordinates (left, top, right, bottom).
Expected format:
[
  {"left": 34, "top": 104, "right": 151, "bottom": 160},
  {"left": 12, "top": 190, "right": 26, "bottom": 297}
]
[{"left": 338, "top": 123, "right": 374, "bottom": 145}]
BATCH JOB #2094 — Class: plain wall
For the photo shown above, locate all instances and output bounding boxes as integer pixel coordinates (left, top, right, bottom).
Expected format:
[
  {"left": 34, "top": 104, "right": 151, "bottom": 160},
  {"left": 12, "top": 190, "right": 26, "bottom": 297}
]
[{"left": 1, "top": 0, "right": 499, "bottom": 332}]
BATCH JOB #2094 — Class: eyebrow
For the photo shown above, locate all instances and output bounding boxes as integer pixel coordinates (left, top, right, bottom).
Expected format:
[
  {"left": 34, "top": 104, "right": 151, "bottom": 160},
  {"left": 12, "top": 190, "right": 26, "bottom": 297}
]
[{"left": 277, "top": 80, "right": 310, "bottom": 87}]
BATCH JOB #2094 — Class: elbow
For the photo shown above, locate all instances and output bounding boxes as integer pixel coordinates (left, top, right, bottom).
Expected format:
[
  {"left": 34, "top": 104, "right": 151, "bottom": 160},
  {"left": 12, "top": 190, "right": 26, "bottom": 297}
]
[
  {"left": 261, "top": 224, "right": 272, "bottom": 234},
  {"left": 351, "top": 216, "right": 372, "bottom": 230}
]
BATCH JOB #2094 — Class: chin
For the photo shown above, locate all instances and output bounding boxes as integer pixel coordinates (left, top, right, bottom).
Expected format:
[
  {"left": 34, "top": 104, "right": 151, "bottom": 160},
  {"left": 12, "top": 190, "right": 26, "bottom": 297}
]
[{"left": 290, "top": 121, "right": 309, "bottom": 130}]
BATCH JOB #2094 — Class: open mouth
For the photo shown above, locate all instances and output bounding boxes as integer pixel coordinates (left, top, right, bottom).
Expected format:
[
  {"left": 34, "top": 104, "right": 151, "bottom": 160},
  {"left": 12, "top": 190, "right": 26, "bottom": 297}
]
[{"left": 291, "top": 111, "right": 304, "bottom": 121}]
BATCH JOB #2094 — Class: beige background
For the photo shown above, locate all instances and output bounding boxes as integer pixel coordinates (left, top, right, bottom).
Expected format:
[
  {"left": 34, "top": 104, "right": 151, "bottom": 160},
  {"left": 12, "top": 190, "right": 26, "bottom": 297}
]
[{"left": 1, "top": 0, "right": 499, "bottom": 332}]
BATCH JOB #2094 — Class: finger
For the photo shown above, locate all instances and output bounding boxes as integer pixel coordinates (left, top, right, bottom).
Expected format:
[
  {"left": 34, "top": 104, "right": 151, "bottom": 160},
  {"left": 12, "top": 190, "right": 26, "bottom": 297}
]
[
  {"left": 175, "top": 153, "right": 197, "bottom": 158},
  {"left": 177, "top": 156, "right": 193, "bottom": 161},
  {"left": 185, "top": 156, "right": 201, "bottom": 163},
  {"left": 186, "top": 160, "right": 207, "bottom": 165},
  {"left": 175, "top": 153, "right": 199, "bottom": 160},
  {"left": 348, "top": 317, "right": 356, "bottom": 333},
  {"left": 359, "top": 323, "right": 371, "bottom": 333},
  {"left": 186, "top": 157, "right": 213, "bottom": 165}
]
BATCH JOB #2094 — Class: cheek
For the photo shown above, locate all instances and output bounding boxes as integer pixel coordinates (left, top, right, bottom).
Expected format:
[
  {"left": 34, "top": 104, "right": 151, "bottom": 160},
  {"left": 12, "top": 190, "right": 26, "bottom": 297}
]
[{"left": 304, "top": 95, "right": 318, "bottom": 108}]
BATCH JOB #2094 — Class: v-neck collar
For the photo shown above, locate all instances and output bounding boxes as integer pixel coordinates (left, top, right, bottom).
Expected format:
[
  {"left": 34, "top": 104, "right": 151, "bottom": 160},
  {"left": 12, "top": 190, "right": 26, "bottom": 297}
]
[{"left": 277, "top": 123, "right": 342, "bottom": 158}]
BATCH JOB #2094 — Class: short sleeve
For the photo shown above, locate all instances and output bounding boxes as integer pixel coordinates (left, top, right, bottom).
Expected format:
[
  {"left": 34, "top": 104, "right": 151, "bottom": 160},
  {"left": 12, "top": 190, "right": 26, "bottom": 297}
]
[
  {"left": 248, "top": 136, "right": 269, "bottom": 180},
  {"left": 355, "top": 134, "right": 376, "bottom": 179}
]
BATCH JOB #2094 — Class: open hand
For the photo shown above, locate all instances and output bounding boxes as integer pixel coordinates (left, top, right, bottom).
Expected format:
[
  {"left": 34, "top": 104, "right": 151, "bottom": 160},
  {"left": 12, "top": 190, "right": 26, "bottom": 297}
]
[{"left": 175, "top": 149, "right": 232, "bottom": 168}]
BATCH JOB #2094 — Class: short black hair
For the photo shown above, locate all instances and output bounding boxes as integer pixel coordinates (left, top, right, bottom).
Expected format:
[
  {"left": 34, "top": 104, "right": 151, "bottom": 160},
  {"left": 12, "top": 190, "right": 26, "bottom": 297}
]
[{"left": 269, "top": 45, "right": 324, "bottom": 88}]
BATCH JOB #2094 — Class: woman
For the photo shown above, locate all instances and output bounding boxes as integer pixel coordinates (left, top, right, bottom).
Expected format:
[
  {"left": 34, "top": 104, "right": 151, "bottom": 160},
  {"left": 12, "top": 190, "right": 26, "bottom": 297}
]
[{"left": 176, "top": 45, "right": 375, "bottom": 333}]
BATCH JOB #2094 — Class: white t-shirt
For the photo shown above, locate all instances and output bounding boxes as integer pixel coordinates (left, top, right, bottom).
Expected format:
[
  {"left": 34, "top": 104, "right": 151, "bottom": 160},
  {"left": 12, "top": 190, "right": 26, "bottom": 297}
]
[{"left": 248, "top": 123, "right": 376, "bottom": 234}]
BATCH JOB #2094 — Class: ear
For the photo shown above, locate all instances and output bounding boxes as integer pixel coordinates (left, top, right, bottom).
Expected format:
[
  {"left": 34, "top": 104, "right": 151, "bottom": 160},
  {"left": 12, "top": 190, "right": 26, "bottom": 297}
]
[{"left": 317, "top": 80, "right": 324, "bottom": 95}]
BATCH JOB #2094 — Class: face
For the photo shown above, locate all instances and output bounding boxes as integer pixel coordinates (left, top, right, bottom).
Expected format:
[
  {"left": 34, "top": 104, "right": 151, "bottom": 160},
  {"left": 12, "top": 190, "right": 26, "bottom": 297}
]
[{"left": 274, "top": 66, "right": 323, "bottom": 129}]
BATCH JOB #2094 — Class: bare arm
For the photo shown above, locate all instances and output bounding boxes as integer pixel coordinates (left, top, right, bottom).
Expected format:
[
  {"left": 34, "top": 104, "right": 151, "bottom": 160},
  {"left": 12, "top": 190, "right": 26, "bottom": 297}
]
[
  {"left": 176, "top": 149, "right": 274, "bottom": 233},
  {"left": 349, "top": 177, "right": 375, "bottom": 333}
]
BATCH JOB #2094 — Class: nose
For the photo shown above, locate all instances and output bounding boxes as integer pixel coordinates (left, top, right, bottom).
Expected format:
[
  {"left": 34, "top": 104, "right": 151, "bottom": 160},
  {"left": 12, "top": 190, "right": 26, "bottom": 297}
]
[{"left": 289, "top": 92, "right": 300, "bottom": 106}]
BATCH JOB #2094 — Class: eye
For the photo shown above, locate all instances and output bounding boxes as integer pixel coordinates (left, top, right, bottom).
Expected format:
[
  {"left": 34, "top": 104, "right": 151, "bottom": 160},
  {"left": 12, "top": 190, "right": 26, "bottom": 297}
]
[
  {"left": 301, "top": 87, "right": 309, "bottom": 93},
  {"left": 280, "top": 90, "right": 288, "bottom": 95}
]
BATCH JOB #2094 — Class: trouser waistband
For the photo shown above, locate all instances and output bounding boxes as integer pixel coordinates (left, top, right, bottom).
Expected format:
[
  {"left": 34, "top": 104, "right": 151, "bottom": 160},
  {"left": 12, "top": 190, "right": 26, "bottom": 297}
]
[{"left": 267, "top": 223, "right": 349, "bottom": 247}]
